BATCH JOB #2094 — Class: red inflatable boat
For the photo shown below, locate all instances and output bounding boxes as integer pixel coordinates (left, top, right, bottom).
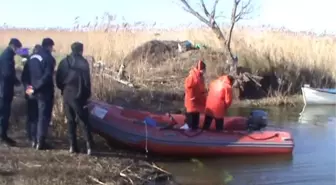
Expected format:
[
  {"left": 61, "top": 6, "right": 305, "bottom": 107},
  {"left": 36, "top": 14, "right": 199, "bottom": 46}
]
[{"left": 88, "top": 101, "right": 294, "bottom": 156}]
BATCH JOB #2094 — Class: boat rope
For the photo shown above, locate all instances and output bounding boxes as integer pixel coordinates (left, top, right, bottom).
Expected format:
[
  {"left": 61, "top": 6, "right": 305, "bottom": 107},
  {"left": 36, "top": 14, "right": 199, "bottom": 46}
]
[
  {"left": 145, "top": 120, "right": 149, "bottom": 154},
  {"left": 243, "top": 133, "right": 279, "bottom": 140},
  {"left": 159, "top": 112, "right": 178, "bottom": 130},
  {"left": 163, "top": 127, "right": 280, "bottom": 140}
]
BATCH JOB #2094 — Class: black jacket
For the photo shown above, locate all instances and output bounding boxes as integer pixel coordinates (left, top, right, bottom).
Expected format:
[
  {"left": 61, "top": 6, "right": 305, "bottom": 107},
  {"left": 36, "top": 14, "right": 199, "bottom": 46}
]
[
  {"left": 0, "top": 47, "right": 20, "bottom": 98},
  {"left": 27, "top": 48, "right": 56, "bottom": 99},
  {"left": 56, "top": 53, "right": 91, "bottom": 101}
]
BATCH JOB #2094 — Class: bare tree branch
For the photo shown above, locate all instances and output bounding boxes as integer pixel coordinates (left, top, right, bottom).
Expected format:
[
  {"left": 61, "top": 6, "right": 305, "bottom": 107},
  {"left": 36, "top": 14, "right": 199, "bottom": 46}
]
[
  {"left": 179, "top": 0, "right": 226, "bottom": 42},
  {"left": 180, "top": 0, "right": 211, "bottom": 26},
  {"left": 179, "top": 0, "right": 252, "bottom": 67},
  {"left": 178, "top": 0, "right": 267, "bottom": 100},
  {"left": 227, "top": 0, "right": 252, "bottom": 64},
  {"left": 200, "top": 0, "right": 210, "bottom": 17},
  {"left": 235, "top": 0, "right": 252, "bottom": 21},
  {"left": 210, "top": 0, "right": 220, "bottom": 20}
]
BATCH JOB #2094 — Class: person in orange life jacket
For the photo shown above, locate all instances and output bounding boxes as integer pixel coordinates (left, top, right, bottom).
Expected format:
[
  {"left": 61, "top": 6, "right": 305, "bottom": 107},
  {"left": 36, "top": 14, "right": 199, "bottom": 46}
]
[
  {"left": 184, "top": 60, "right": 207, "bottom": 130},
  {"left": 202, "top": 75, "right": 234, "bottom": 131}
]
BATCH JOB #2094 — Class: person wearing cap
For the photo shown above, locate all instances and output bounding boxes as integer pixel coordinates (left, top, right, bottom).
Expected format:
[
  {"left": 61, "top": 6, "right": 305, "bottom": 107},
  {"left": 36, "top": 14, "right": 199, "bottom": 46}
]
[
  {"left": 184, "top": 60, "right": 207, "bottom": 130},
  {"left": 0, "top": 38, "right": 23, "bottom": 146},
  {"left": 56, "top": 42, "right": 94, "bottom": 155},
  {"left": 21, "top": 44, "right": 42, "bottom": 148},
  {"left": 25, "top": 38, "right": 56, "bottom": 150},
  {"left": 202, "top": 75, "right": 234, "bottom": 131}
]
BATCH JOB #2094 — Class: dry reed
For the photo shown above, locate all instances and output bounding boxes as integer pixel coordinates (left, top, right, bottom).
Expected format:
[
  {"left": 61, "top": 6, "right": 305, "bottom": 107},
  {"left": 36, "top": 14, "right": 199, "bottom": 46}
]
[
  {"left": 1, "top": 18, "right": 335, "bottom": 108},
  {"left": 1, "top": 25, "right": 334, "bottom": 78}
]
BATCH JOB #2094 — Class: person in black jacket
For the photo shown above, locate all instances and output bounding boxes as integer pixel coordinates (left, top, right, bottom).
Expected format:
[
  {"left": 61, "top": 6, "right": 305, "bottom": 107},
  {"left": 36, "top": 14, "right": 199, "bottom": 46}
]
[
  {"left": 0, "top": 38, "right": 23, "bottom": 146},
  {"left": 26, "top": 38, "right": 56, "bottom": 150},
  {"left": 56, "top": 42, "right": 94, "bottom": 155},
  {"left": 21, "top": 44, "right": 42, "bottom": 148}
]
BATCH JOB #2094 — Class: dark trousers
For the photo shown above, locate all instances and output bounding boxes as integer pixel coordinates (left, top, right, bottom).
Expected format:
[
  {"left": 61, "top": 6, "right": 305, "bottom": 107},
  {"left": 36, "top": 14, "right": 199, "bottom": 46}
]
[
  {"left": 35, "top": 97, "right": 54, "bottom": 142},
  {"left": 203, "top": 115, "right": 224, "bottom": 131},
  {"left": 185, "top": 112, "right": 200, "bottom": 130},
  {"left": 63, "top": 98, "right": 93, "bottom": 146},
  {"left": 25, "top": 98, "right": 38, "bottom": 141},
  {"left": 0, "top": 97, "right": 13, "bottom": 138}
]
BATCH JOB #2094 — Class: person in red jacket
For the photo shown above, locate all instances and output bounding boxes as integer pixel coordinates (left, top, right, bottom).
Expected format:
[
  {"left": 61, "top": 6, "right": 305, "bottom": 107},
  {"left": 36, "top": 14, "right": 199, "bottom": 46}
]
[
  {"left": 184, "top": 60, "right": 207, "bottom": 130},
  {"left": 203, "top": 75, "right": 234, "bottom": 131}
]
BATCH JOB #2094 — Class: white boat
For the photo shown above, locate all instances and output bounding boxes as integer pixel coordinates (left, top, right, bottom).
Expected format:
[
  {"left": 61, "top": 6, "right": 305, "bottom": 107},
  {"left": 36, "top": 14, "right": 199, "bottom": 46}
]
[{"left": 301, "top": 84, "right": 336, "bottom": 105}]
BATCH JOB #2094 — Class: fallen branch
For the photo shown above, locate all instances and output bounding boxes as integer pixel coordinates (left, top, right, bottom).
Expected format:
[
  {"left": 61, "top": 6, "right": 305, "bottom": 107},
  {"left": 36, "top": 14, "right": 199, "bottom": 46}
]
[
  {"left": 148, "top": 162, "right": 171, "bottom": 175},
  {"left": 244, "top": 73, "right": 262, "bottom": 87},
  {"left": 19, "top": 161, "right": 42, "bottom": 168},
  {"left": 91, "top": 61, "right": 134, "bottom": 88},
  {"left": 88, "top": 175, "right": 107, "bottom": 185},
  {"left": 95, "top": 73, "right": 134, "bottom": 88},
  {"left": 119, "top": 164, "right": 135, "bottom": 185}
]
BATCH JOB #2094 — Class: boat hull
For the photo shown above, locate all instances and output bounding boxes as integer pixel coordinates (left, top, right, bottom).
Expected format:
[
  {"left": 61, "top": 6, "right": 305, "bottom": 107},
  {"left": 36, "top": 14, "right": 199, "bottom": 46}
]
[
  {"left": 301, "top": 86, "right": 336, "bottom": 105},
  {"left": 88, "top": 101, "right": 294, "bottom": 156}
]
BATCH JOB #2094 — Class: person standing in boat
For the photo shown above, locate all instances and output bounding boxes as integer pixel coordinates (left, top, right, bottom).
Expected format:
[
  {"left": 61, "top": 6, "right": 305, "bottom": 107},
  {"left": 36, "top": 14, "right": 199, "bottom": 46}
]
[
  {"left": 55, "top": 42, "right": 94, "bottom": 155},
  {"left": 202, "top": 75, "right": 234, "bottom": 131},
  {"left": 183, "top": 60, "right": 207, "bottom": 130}
]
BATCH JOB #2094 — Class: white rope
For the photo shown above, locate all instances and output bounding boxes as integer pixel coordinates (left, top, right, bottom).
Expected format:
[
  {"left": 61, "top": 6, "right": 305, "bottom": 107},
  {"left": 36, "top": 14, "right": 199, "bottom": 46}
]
[{"left": 144, "top": 120, "right": 149, "bottom": 154}]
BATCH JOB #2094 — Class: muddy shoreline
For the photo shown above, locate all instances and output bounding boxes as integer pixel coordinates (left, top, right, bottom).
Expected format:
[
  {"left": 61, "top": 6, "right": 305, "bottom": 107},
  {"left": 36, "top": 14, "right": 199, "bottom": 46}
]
[
  {"left": 0, "top": 117, "right": 178, "bottom": 185},
  {"left": 2, "top": 93, "right": 178, "bottom": 185}
]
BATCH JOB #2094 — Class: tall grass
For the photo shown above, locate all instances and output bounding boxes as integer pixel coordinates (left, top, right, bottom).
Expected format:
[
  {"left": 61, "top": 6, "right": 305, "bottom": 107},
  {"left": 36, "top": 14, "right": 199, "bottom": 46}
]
[
  {"left": 1, "top": 17, "right": 335, "bottom": 110},
  {"left": 1, "top": 25, "right": 334, "bottom": 76}
]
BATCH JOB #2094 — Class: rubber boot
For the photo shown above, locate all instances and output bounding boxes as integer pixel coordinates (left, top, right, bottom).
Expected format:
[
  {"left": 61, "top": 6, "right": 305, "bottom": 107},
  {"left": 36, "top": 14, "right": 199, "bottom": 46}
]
[
  {"left": 36, "top": 137, "right": 51, "bottom": 150},
  {"left": 36, "top": 137, "right": 45, "bottom": 150},
  {"left": 69, "top": 138, "right": 79, "bottom": 154},
  {"left": 84, "top": 126, "right": 94, "bottom": 156},
  {"left": 86, "top": 141, "right": 93, "bottom": 155},
  {"left": 32, "top": 140, "right": 37, "bottom": 148},
  {"left": 31, "top": 137, "right": 37, "bottom": 148}
]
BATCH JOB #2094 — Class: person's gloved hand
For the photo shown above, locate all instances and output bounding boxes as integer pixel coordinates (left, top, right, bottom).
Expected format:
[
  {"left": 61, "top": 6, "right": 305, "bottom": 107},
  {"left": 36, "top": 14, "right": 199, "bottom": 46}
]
[{"left": 25, "top": 85, "right": 34, "bottom": 96}]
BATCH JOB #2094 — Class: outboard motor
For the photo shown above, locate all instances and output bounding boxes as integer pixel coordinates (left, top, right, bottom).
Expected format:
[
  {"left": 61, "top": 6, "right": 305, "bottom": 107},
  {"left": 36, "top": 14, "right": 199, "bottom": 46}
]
[{"left": 247, "top": 110, "right": 268, "bottom": 131}]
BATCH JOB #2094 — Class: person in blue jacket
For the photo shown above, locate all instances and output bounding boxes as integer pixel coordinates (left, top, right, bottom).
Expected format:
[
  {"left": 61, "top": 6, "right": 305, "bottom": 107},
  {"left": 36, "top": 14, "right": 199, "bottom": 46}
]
[
  {"left": 21, "top": 44, "right": 42, "bottom": 148},
  {"left": 25, "top": 38, "right": 56, "bottom": 150},
  {"left": 0, "top": 38, "right": 23, "bottom": 146}
]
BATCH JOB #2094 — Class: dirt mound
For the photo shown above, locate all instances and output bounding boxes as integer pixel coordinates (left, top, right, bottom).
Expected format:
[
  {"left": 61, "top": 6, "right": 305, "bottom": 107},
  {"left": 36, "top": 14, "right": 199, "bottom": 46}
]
[
  {"left": 120, "top": 40, "right": 286, "bottom": 100},
  {"left": 124, "top": 40, "right": 182, "bottom": 66},
  {"left": 124, "top": 40, "right": 224, "bottom": 68}
]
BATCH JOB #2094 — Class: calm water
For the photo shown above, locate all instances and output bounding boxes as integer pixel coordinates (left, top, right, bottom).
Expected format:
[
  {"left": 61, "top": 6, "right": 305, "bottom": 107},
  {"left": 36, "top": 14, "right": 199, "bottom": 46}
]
[{"left": 159, "top": 105, "right": 336, "bottom": 185}]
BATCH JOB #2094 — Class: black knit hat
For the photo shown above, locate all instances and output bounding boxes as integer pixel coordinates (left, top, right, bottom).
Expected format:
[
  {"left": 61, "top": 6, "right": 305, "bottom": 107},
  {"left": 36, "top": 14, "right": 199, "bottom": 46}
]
[
  {"left": 41, "top": 38, "right": 55, "bottom": 47},
  {"left": 71, "top": 42, "right": 84, "bottom": 53},
  {"left": 33, "top": 44, "right": 42, "bottom": 53},
  {"left": 8, "top": 38, "right": 22, "bottom": 48}
]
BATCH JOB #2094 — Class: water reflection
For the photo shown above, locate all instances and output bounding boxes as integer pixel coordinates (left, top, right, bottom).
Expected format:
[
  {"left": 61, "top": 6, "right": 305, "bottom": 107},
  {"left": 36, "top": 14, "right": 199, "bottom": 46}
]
[
  {"left": 160, "top": 105, "right": 336, "bottom": 185},
  {"left": 299, "top": 105, "right": 336, "bottom": 125}
]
